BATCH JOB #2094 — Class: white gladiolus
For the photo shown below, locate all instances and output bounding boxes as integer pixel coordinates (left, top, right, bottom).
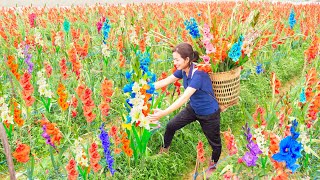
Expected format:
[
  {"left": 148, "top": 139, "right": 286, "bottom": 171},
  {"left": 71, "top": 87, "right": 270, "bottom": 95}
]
[
  {"left": 299, "top": 124, "right": 311, "bottom": 154},
  {"left": 74, "top": 138, "right": 89, "bottom": 167},
  {"left": 145, "top": 33, "right": 152, "bottom": 46},
  {"left": 35, "top": 30, "right": 44, "bottom": 47},
  {"left": 129, "top": 26, "right": 139, "bottom": 45},
  {"left": 17, "top": 44, "right": 25, "bottom": 59},
  {"left": 1, "top": 108, "right": 14, "bottom": 125},
  {"left": 254, "top": 127, "right": 268, "bottom": 155},
  {"left": 37, "top": 69, "right": 52, "bottom": 98},
  {"left": 54, "top": 35, "right": 62, "bottom": 47},
  {"left": 101, "top": 43, "right": 111, "bottom": 57},
  {"left": 132, "top": 82, "right": 140, "bottom": 94},
  {"left": 137, "top": 11, "right": 143, "bottom": 21}
]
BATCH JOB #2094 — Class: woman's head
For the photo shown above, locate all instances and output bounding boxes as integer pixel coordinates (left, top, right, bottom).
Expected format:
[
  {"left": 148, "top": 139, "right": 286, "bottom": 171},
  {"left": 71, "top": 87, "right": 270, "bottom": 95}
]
[{"left": 172, "top": 43, "right": 199, "bottom": 70}]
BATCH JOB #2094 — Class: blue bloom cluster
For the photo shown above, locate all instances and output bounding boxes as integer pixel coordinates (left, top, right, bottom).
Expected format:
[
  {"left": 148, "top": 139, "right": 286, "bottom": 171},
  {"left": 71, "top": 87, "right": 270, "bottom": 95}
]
[
  {"left": 299, "top": 88, "right": 306, "bottom": 103},
  {"left": 122, "top": 50, "right": 157, "bottom": 124},
  {"left": 99, "top": 123, "right": 115, "bottom": 175},
  {"left": 184, "top": 17, "right": 200, "bottom": 39},
  {"left": 272, "top": 119, "right": 303, "bottom": 173},
  {"left": 228, "top": 35, "right": 244, "bottom": 62},
  {"left": 63, "top": 19, "right": 70, "bottom": 33},
  {"left": 102, "top": 18, "right": 111, "bottom": 44},
  {"left": 255, "top": 63, "right": 263, "bottom": 74},
  {"left": 289, "top": 9, "right": 296, "bottom": 29}
]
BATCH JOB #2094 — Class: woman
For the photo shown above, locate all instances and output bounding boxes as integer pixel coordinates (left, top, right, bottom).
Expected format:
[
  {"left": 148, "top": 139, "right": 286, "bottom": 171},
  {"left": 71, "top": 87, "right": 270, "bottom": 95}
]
[{"left": 148, "top": 43, "right": 221, "bottom": 178}]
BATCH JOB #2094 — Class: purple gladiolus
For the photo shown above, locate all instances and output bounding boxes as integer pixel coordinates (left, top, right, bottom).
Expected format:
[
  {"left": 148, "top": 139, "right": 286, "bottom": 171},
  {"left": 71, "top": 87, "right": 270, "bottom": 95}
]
[
  {"left": 24, "top": 45, "right": 34, "bottom": 73},
  {"left": 242, "top": 123, "right": 262, "bottom": 167},
  {"left": 41, "top": 125, "right": 56, "bottom": 149},
  {"left": 99, "top": 123, "right": 115, "bottom": 175}
]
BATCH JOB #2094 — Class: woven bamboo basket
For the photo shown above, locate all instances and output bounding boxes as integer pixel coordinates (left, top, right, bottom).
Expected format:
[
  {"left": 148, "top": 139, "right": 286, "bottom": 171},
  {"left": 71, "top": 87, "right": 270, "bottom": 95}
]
[{"left": 208, "top": 66, "right": 241, "bottom": 112}]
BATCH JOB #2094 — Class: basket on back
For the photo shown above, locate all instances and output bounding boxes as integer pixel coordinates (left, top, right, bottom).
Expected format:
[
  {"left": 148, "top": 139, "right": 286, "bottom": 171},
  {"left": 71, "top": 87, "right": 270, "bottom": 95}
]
[{"left": 208, "top": 66, "right": 241, "bottom": 112}]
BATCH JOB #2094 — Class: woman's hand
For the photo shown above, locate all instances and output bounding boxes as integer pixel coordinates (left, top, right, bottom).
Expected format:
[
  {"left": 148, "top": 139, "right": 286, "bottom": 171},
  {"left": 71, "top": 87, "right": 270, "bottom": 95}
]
[{"left": 148, "top": 109, "right": 166, "bottom": 122}]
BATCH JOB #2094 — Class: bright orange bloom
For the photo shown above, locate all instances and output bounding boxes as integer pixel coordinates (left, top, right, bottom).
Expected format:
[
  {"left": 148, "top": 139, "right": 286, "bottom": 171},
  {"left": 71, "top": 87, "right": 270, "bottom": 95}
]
[
  {"left": 119, "top": 53, "right": 125, "bottom": 68},
  {"left": 68, "top": 47, "right": 81, "bottom": 79},
  {"left": 13, "top": 102, "right": 24, "bottom": 127},
  {"left": 121, "top": 131, "right": 132, "bottom": 157},
  {"left": 39, "top": 116, "right": 63, "bottom": 145},
  {"left": 272, "top": 169, "right": 288, "bottom": 180},
  {"left": 57, "top": 83, "right": 69, "bottom": 111},
  {"left": 6, "top": 55, "right": 20, "bottom": 80},
  {"left": 12, "top": 143, "right": 30, "bottom": 163},
  {"left": 271, "top": 72, "right": 281, "bottom": 95},
  {"left": 304, "top": 36, "right": 319, "bottom": 64}
]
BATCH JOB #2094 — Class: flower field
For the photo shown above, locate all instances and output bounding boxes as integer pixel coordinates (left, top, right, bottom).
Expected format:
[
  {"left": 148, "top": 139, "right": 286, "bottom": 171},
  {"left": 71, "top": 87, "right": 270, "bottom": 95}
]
[{"left": 0, "top": 1, "right": 319, "bottom": 179}]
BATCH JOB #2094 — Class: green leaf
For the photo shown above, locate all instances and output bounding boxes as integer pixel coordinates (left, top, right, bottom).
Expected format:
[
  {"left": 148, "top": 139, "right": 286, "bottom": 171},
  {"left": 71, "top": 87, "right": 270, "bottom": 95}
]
[{"left": 132, "top": 126, "right": 143, "bottom": 153}]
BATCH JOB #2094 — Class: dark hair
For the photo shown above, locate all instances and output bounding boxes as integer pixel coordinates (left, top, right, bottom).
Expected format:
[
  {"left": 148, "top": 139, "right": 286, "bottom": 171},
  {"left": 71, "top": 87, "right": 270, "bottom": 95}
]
[{"left": 172, "top": 42, "right": 199, "bottom": 65}]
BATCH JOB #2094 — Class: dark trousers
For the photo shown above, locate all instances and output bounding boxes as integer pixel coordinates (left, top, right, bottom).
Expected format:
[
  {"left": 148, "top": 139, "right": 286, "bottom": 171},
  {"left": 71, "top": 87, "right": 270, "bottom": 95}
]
[{"left": 163, "top": 104, "right": 221, "bottom": 163}]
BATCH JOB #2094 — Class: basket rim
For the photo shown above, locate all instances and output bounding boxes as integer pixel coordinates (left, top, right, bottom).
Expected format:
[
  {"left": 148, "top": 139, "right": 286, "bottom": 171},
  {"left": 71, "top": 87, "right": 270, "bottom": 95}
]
[{"left": 208, "top": 66, "right": 241, "bottom": 75}]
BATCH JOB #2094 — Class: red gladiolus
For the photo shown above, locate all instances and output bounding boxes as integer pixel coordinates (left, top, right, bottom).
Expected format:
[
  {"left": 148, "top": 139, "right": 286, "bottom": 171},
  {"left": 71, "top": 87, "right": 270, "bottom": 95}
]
[
  {"left": 89, "top": 142, "right": 101, "bottom": 173},
  {"left": 20, "top": 72, "right": 35, "bottom": 107},
  {"left": 196, "top": 141, "right": 205, "bottom": 163},
  {"left": 59, "top": 58, "right": 68, "bottom": 80},
  {"left": 222, "top": 128, "right": 238, "bottom": 156},
  {"left": 66, "top": 159, "right": 78, "bottom": 180}
]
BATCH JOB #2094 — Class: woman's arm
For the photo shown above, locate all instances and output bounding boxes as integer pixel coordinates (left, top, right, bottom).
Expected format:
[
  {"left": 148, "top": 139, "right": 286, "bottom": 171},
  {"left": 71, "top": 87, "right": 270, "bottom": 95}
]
[
  {"left": 154, "top": 74, "right": 179, "bottom": 90},
  {"left": 148, "top": 87, "right": 197, "bottom": 121}
]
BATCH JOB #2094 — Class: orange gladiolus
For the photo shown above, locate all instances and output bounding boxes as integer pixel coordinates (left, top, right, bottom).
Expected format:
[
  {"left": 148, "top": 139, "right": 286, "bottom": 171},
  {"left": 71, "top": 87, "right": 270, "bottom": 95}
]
[
  {"left": 57, "top": 83, "right": 69, "bottom": 111},
  {"left": 12, "top": 143, "right": 30, "bottom": 163},
  {"left": 13, "top": 102, "right": 24, "bottom": 127},
  {"left": 121, "top": 131, "right": 133, "bottom": 157},
  {"left": 6, "top": 55, "right": 20, "bottom": 80},
  {"left": 39, "top": 116, "right": 63, "bottom": 145},
  {"left": 271, "top": 72, "right": 281, "bottom": 95}
]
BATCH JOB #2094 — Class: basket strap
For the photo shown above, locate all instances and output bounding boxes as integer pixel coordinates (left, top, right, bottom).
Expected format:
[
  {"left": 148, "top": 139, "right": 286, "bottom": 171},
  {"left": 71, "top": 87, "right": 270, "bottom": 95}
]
[
  {"left": 191, "top": 67, "right": 198, "bottom": 79},
  {"left": 190, "top": 67, "right": 220, "bottom": 109}
]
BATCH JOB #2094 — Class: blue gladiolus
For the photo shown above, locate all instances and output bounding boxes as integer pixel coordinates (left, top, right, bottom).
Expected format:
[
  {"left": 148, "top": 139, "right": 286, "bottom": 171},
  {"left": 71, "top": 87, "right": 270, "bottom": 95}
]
[
  {"left": 146, "top": 83, "right": 155, "bottom": 94},
  {"left": 299, "top": 88, "right": 306, "bottom": 103},
  {"left": 256, "top": 63, "right": 263, "bottom": 74},
  {"left": 289, "top": 9, "right": 296, "bottom": 29},
  {"left": 125, "top": 71, "right": 132, "bottom": 80},
  {"left": 99, "top": 124, "right": 115, "bottom": 175},
  {"left": 184, "top": 17, "right": 200, "bottom": 39},
  {"left": 102, "top": 19, "right": 111, "bottom": 43},
  {"left": 63, "top": 19, "right": 70, "bottom": 33},
  {"left": 126, "top": 115, "right": 132, "bottom": 123},
  {"left": 123, "top": 83, "right": 133, "bottom": 93},
  {"left": 228, "top": 35, "right": 244, "bottom": 62},
  {"left": 272, "top": 119, "right": 303, "bottom": 173}
]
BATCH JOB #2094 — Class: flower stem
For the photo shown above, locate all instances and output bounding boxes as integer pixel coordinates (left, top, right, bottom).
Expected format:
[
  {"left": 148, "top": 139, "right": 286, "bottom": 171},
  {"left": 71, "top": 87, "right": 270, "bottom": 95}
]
[{"left": 49, "top": 146, "right": 58, "bottom": 175}]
